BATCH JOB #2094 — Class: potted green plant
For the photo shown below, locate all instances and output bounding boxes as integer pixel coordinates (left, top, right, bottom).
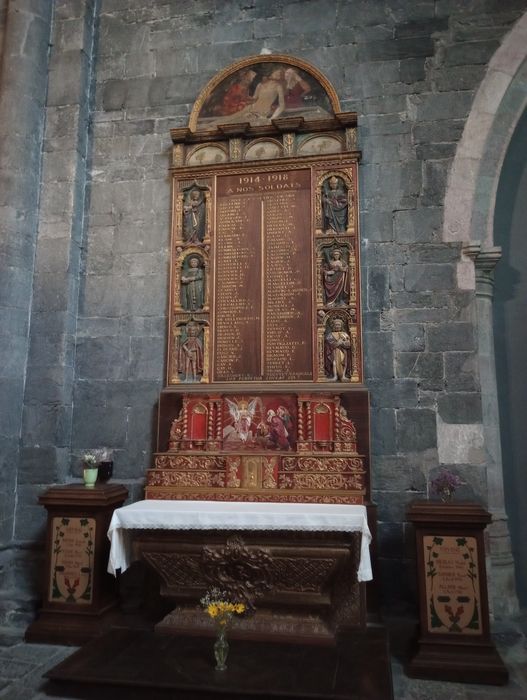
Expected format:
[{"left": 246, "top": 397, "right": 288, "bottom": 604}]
[{"left": 82, "top": 453, "right": 98, "bottom": 488}]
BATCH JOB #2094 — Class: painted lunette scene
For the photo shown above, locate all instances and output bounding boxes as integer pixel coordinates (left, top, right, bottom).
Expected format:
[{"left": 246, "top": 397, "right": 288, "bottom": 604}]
[{"left": 196, "top": 61, "right": 334, "bottom": 129}]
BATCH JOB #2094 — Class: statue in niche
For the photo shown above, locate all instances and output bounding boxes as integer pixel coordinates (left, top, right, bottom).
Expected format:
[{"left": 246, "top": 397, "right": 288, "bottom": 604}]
[
  {"left": 183, "top": 188, "right": 206, "bottom": 243},
  {"left": 322, "top": 248, "right": 350, "bottom": 307},
  {"left": 180, "top": 255, "right": 204, "bottom": 311},
  {"left": 322, "top": 175, "right": 348, "bottom": 233},
  {"left": 178, "top": 322, "right": 204, "bottom": 383},
  {"left": 324, "top": 317, "right": 352, "bottom": 382}
]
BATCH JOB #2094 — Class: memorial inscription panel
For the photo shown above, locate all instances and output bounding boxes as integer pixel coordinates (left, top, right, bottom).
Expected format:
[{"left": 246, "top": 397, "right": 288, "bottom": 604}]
[{"left": 214, "top": 168, "right": 312, "bottom": 382}]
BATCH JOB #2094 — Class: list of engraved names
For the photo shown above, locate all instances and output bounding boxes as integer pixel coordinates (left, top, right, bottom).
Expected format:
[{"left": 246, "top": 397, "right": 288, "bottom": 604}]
[{"left": 214, "top": 169, "right": 312, "bottom": 381}]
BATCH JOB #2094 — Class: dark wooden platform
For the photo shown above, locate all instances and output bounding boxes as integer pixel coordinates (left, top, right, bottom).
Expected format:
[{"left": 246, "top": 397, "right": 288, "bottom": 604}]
[{"left": 44, "top": 627, "right": 393, "bottom": 700}]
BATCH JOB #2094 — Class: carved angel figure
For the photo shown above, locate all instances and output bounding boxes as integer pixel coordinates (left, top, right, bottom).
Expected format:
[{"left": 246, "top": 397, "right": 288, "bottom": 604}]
[{"left": 223, "top": 398, "right": 258, "bottom": 446}]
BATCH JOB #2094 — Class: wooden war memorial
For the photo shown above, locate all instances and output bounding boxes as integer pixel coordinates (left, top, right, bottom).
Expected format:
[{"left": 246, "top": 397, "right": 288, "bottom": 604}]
[{"left": 146, "top": 54, "right": 371, "bottom": 509}]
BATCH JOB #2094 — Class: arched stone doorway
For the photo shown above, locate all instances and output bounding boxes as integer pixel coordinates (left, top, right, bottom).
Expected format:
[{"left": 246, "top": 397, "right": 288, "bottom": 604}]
[{"left": 442, "top": 11, "right": 527, "bottom": 616}]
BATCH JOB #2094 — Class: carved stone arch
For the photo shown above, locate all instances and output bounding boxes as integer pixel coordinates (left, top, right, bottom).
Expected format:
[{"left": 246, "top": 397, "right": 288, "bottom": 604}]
[
  {"left": 440, "top": 11, "right": 527, "bottom": 618},
  {"left": 443, "top": 12, "right": 527, "bottom": 247},
  {"left": 189, "top": 53, "right": 341, "bottom": 133}
]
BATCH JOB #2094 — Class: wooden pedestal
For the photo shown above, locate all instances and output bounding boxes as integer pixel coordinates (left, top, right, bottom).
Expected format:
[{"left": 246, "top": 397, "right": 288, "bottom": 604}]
[
  {"left": 25, "top": 482, "right": 128, "bottom": 646},
  {"left": 406, "top": 501, "right": 508, "bottom": 685}
]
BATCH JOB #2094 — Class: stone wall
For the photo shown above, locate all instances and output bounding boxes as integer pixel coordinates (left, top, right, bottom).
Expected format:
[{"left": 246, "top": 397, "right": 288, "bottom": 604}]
[{"left": 1, "top": 0, "right": 527, "bottom": 632}]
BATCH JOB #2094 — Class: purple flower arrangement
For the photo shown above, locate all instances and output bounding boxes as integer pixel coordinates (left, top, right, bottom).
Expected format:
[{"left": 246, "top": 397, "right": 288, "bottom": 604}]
[{"left": 430, "top": 469, "right": 465, "bottom": 502}]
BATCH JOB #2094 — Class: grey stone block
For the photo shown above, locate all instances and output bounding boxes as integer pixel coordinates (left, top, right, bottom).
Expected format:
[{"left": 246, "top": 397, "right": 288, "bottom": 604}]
[
  {"left": 153, "top": 47, "right": 199, "bottom": 77},
  {"left": 362, "top": 311, "right": 380, "bottom": 332},
  {"left": 31, "top": 272, "right": 71, "bottom": 313},
  {"left": 18, "top": 446, "right": 68, "bottom": 485},
  {"left": 360, "top": 210, "right": 393, "bottom": 242},
  {"left": 396, "top": 408, "right": 437, "bottom": 451},
  {"left": 408, "top": 243, "right": 460, "bottom": 263},
  {"left": 432, "top": 63, "right": 486, "bottom": 92},
  {"left": 369, "top": 379, "right": 419, "bottom": 408},
  {"left": 367, "top": 265, "right": 389, "bottom": 311},
  {"left": 362, "top": 241, "right": 408, "bottom": 266},
  {"left": 427, "top": 322, "right": 475, "bottom": 352},
  {"left": 410, "top": 91, "right": 474, "bottom": 121},
  {"left": 412, "top": 118, "right": 465, "bottom": 144},
  {"left": 361, "top": 37, "right": 434, "bottom": 61},
  {"left": 71, "top": 394, "right": 128, "bottom": 450},
  {"left": 373, "top": 451, "right": 434, "bottom": 492},
  {"left": 22, "top": 403, "right": 72, "bottom": 447},
  {"left": 393, "top": 307, "right": 449, "bottom": 324},
  {"left": 393, "top": 324, "right": 425, "bottom": 352},
  {"left": 393, "top": 207, "right": 443, "bottom": 244},
  {"left": 76, "top": 336, "right": 130, "bottom": 381},
  {"left": 48, "top": 51, "right": 89, "bottom": 107},
  {"left": 404, "top": 263, "right": 456, "bottom": 292},
  {"left": 422, "top": 159, "right": 452, "bottom": 207},
  {"left": 437, "top": 392, "right": 482, "bottom": 424},
  {"left": 364, "top": 133, "right": 413, "bottom": 164},
  {"left": 102, "top": 77, "right": 151, "bottom": 111},
  {"left": 396, "top": 352, "right": 444, "bottom": 391},
  {"left": 389, "top": 265, "right": 405, "bottom": 292},
  {"left": 444, "top": 39, "right": 501, "bottom": 66},
  {"left": 370, "top": 408, "right": 397, "bottom": 456},
  {"left": 360, "top": 113, "right": 410, "bottom": 136},
  {"left": 399, "top": 57, "right": 426, "bottom": 83},
  {"left": 364, "top": 331, "right": 394, "bottom": 379},
  {"left": 445, "top": 351, "right": 479, "bottom": 391},
  {"left": 394, "top": 17, "right": 449, "bottom": 38},
  {"left": 361, "top": 161, "right": 421, "bottom": 210},
  {"left": 129, "top": 336, "right": 164, "bottom": 381},
  {"left": 254, "top": 17, "right": 281, "bottom": 39},
  {"left": 99, "top": 13, "right": 150, "bottom": 55},
  {"left": 415, "top": 142, "right": 458, "bottom": 159},
  {"left": 0, "top": 379, "right": 24, "bottom": 436},
  {"left": 337, "top": 1, "right": 386, "bottom": 26},
  {"left": 283, "top": 0, "right": 336, "bottom": 32}
]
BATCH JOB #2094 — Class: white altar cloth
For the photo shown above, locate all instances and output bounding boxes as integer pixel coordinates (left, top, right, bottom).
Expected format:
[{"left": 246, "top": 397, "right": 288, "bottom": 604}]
[{"left": 107, "top": 499, "right": 373, "bottom": 582}]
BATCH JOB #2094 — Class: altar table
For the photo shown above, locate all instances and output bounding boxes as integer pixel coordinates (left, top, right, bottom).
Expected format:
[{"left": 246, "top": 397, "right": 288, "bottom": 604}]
[
  {"left": 107, "top": 499, "right": 372, "bottom": 642},
  {"left": 107, "top": 499, "right": 372, "bottom": 580}
]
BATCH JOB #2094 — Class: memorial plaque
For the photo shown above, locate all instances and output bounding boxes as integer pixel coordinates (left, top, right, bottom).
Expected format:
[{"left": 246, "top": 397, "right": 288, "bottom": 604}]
[
  {"left": 214, "top": 168, "right": 312, "bottom": 382},
  {"left": 48, "top": 516, "right": 96, "bottom": 605},
  {"left": 423, "top": 534, "right": 481, "bottom": 635}
]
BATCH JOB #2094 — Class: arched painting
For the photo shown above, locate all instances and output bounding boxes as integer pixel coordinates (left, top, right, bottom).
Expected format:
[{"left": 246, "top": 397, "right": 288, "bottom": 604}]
[{"left": 191, "top": 55, "right": 338, "bottom": 131}]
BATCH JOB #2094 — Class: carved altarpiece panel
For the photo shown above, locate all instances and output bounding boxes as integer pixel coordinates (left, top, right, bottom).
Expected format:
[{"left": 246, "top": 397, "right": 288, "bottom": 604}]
[{"left": 146, "top": 54, "right": 370, "bottom": 507}]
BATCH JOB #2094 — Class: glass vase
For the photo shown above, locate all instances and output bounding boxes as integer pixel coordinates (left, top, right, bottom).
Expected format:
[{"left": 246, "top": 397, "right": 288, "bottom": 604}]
[{"left": 214, "top": 626, "right": 229, "bottom": 671}]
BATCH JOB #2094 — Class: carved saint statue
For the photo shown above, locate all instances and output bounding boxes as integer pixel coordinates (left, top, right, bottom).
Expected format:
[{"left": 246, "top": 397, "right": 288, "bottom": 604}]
[
  {"left": 322, "top": 175, "right": 348, "bottom": 233},
  {"left": 183, "top": 189, "right": 206, "bottom": 243},
  {"left": 324, "top": 318, "right": 352, "bottom": 382},
  {"left": 180, "top": 255, "right": 204, "bottom": 311},
  {"left": 323, "top": 248, "right": 350, "bottom": 307},
  {"left": 178, "top": 322, "right": 204, "bottom": 383}
]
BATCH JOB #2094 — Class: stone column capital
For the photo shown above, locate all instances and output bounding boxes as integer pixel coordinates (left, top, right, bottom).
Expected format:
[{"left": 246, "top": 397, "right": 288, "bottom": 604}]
[{"left": 462, "top": 243, "right": 502, "bottom": 299}]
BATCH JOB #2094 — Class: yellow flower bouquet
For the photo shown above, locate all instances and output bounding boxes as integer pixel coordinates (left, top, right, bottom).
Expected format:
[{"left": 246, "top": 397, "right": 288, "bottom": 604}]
[{"left": 201, "top": 589, "right": 246, "bottom": 670}]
